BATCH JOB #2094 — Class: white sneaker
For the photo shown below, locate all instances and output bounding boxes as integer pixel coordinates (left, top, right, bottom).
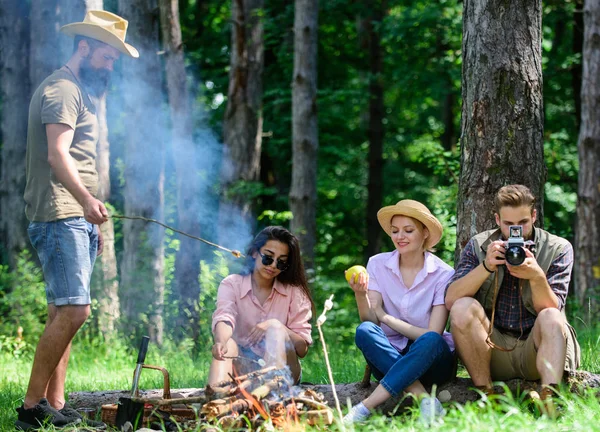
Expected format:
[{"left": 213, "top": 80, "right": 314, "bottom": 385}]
[
  {"left": 419, "top": 397, "right": 446, "bottom": 425},
  {"left": 343, "top": 402, "right": 371, "bottom": 424}
]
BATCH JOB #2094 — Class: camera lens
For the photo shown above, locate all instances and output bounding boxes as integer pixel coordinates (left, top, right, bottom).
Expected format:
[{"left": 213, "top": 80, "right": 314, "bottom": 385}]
[{"left": 505, "top": 246, "right": 526, "bottom": 266}]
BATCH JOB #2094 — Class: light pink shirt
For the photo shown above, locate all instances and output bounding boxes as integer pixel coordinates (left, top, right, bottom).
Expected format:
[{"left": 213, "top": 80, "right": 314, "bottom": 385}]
[
  {"left": 367, "top": 250, "right": 455, "bottom": 352},
  {"left": 212, "top": 274, "right": 313, "bottom": 353}
]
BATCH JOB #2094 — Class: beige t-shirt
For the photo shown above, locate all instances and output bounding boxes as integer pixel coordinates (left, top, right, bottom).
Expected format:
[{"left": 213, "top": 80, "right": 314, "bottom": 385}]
[{"left": 24, "top": 68, "right": 99, "bottom": 222}]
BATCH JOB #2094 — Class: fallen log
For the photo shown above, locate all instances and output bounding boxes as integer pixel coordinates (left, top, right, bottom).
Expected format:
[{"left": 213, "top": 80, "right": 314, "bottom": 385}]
[{"left": 68, "top": 370, "right": 600, "bottom": 416}]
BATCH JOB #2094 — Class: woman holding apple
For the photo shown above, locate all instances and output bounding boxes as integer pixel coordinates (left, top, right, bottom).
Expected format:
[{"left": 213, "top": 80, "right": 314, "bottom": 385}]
[
  {"left": 343, "top": 200, "right": 456, "bottom": 425},
  {"left": 208, "top": 226, "right": 314, "bottom": 386}
]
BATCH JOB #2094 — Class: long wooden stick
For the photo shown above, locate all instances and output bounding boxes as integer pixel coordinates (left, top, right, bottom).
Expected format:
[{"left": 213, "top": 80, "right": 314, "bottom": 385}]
[{"left": 110, "top": 214, "right": 243, "bottom": 258}]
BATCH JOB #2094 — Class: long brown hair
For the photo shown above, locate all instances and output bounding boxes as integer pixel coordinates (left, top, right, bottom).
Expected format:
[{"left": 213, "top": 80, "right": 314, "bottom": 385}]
[{"left": 242, "top": 226, "right": 315, "bottom": 314}]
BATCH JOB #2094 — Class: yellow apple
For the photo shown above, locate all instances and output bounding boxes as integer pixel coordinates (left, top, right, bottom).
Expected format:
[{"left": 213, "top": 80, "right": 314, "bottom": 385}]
[{"left": 345, "top": 265, "right": 367, "bottom": 283}]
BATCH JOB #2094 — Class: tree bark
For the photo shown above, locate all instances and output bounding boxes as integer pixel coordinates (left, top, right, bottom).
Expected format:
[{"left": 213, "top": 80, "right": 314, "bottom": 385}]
[
  {"left": 118, "top": 0, "right": 166, "bottom": 345},
  {"left": 158, "top": 0, "right": 203, "bottom": 340},
  {"left": 572, "top": 1, "right": 584, "bottom": 131},
  {"left": 219, "top": 0, "right": 264, "bottom": 239},
  {"left": 290, "top": 0, "right": 319, "bottom": 269},
  {"left": 574, "top": 0, "right": 600, "bottom": 316},
  {"left": 364, "top": 0, "right": 385, "bottom": 263},
  {"left": 455, "top": 0, "right": 545, "bottom": 261},
  {"left": 29, "top": 0, "right": 62, "bottom": 89},
  {"left": 0, "top": 0, "right": 30, "bottom": 267}
]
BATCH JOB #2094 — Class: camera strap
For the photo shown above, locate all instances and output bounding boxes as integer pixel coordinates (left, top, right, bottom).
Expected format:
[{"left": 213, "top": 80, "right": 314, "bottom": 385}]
[{"left": 485, "top": 272, "right": 524, "bottom": 352}]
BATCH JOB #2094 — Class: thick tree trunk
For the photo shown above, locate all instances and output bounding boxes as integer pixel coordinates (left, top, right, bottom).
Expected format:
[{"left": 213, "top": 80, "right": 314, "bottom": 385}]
[
  {"left": 118, "top": 0, "right": 166, "bottom": 345},
  {"left": 572, "top": 1, "right": 584, "bottom": 131},
  {"left": 364, "top": 0, "right": 385, "bottom": 263},
  {"left": 0, "top": 0, "right": 30, "bottom": 267},
  {"left": 455, "top": 0, "right": 545, "bottom": 261},
  {"left": 94, "top": 94, "right": 121, "bottom": 338},
  {"left": 158, "top": 0, "right": 202, "bottom": 340},
  {"left": 29, "top": 0, "right": 62, "bottom": 89},
  {"left": 575, "top": 0, "right": 600, "bottom": 315},
  {"left": 290, "top": 0, "right": 319, "bottom": 269},
  {"left": 219, "top": 0, "right": 265, "bottom": 230}
]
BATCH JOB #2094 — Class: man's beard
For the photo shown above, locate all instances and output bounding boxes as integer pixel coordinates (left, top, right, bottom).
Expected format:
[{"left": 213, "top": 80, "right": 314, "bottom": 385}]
[{"left": 79, "top": 55, "right": 110, "bottom": 97}]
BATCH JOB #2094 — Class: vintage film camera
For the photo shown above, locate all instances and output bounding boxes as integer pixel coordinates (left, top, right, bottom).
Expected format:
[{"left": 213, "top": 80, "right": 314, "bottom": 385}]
[{"left": 503, "top": 225, "right": 536, "bottom": 266}]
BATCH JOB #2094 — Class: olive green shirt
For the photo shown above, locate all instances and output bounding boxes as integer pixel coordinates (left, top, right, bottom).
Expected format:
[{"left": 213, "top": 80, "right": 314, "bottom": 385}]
[{"left": 24, "top": 68, "right": 99, "bottom": 222}]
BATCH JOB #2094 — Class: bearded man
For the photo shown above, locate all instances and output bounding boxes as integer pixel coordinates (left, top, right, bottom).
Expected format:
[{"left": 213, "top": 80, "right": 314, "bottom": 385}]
[{"left": 17, "top": 11, "right": 138, "bottom": 430}]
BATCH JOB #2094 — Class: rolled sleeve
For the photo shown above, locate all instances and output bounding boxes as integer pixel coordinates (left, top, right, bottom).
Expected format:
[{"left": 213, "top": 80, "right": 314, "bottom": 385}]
[
  {"left": 211, "top": 277, "right": 239, "bottom": 334},
  {"left": 434, "top": 269, "right": 455, "bottom": 306},
  {"left": 546, "top": 242, "right": 573, "bottom": 311},
  {"left": 445, "top": 239, "right": 479, "bottom": 297},
  {"left": 287, "top": 290, "right": 313, "bottom": 345},
  {"left": 366, "top": 259, "right": 381, "bottom": 294}
]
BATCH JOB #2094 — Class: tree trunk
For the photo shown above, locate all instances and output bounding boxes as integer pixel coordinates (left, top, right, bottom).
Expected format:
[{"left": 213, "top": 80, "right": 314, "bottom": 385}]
[
  {"left": 118, "top": 0, "right": 166, "bottom": 345},
  {"left": 364, "top": 0, "right": 385, "bottom": 263},
  {"left": 158, "top": 0, "right": 203, "bottom": 340},
  {"left": 219, "top": 0, "right": 265, "bottom": 234},
  {"left": 94, "top": 94, "right": 121, "bottom": 338},
  {"left": 455, "top": 0, "right": 545, "bottom": 261},
  {"left": 574, "top": 0, "right": 600, "bottom": 316},
  {"left": 0, "top": 0, "right": 30, "bottom": 267},
  {"left": 290, "top": 0, "right": 319, "bottom": 269},
  {"left": 572, "top": 1, "right": 584, "bottom": 131},
  {"left": 29, "top": 0, "right": 62, "bottom": 89}
]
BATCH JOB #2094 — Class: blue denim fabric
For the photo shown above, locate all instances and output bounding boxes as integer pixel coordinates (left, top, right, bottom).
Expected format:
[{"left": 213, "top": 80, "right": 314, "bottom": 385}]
[
  {"left": 355, "top": 321, "right": 455, "bottom": 397},
  {"left": 27, "top": 217, "right": 98, "bottom": 306}
]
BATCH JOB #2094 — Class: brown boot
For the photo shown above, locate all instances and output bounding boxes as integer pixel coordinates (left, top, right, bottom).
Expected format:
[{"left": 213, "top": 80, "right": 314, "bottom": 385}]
[{"left": 538, "top": 384, "right": 560, "bottom": 419}]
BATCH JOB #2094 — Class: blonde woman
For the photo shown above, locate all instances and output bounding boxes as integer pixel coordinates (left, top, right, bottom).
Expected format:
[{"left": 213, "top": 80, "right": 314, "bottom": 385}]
[{"left": 344, "top": 200, "right": 455, "bottom": 424}]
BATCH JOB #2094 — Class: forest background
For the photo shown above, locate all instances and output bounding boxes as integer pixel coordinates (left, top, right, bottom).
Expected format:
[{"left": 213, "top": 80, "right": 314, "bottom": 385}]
[{"left": 0, "top": 0, "right": 598, "bottom": 367}]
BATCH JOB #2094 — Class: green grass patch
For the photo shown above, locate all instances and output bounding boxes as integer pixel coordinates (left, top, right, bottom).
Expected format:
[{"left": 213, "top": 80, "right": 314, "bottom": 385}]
[{"left": 2, "top": 329, "right": 599, "bottom": 431}]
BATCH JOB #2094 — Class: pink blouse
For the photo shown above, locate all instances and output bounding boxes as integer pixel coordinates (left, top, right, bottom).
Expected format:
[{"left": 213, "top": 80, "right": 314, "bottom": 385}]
[
  {"left": 368, "top": 250, "right": 455, "bottom": 352},
  {"left": 212, "top": 274, "right": 313, "bottom": 353}
]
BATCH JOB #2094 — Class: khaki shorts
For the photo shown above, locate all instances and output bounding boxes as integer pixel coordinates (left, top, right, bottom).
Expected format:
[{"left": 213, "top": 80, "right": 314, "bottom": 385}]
[
  {"left": 489, "top": 320, "right": 580, "bottom": 381},
  {"left": 489, "top": 328, "right": 539, "bottom": 381}
]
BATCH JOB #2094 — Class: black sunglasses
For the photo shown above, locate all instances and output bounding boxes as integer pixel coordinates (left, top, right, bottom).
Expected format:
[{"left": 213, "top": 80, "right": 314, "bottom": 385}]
[{"left": 258, "top": 251, "right": 289, "bottom": 271}]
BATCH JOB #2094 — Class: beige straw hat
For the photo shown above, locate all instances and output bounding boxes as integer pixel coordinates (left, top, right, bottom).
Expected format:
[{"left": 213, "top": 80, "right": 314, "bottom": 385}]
[
  {"left": 60, "top": 10, "right": 139, "bottom": 58},
  {"left": 377, "top": 199, "right": 443, "bottom": 248}
]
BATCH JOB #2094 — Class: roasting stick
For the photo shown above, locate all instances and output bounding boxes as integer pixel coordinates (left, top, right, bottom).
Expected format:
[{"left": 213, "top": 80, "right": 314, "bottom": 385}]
[
  {"left": 316, "top": 295, "right": 345, "bottom": 429},
  {"left": 110, "top": 214, "right": 244, "bottom": 258}
]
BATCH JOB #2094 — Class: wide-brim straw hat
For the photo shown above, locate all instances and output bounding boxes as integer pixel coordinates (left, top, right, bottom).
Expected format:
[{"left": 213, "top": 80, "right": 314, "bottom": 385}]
[
  {"left": 377, "top": 199, "right": 443, "bottom": 249},
  {"left": 60, "top": 10, "right": 139, "bottom": 58}
]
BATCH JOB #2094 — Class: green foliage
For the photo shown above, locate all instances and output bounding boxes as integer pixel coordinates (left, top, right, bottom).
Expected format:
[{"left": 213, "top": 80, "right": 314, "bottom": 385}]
[{"left": 0, "top": 250, "right": 47, "bottom": 353}]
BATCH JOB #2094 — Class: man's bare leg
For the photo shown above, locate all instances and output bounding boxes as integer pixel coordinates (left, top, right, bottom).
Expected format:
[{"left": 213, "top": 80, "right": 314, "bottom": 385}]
[
  {"left": 450, "top": 298, "right": 493, "bottom": 388},
  {"left": 24, "top": 305, "right": 90, "bottom": 409},
  {"left": 532, "top": 308, "right": 567, "bottom": 385}
]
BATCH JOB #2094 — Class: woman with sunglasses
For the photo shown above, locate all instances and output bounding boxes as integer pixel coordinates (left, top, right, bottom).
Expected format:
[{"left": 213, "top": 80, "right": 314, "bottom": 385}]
[
  {"left": 208, "top": 226, "right": 314, "bottom": 385},
  {"left": 343, "top": 200, "right": 456, "bottom": 425}
]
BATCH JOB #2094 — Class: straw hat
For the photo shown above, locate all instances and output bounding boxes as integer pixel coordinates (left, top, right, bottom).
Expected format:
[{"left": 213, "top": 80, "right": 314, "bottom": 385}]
[
  {"left": 60, "top": 10, "right": 139, "bottom": 58},
  {"left": 377, "top": 200, "right": 443, "bottom": 248}
]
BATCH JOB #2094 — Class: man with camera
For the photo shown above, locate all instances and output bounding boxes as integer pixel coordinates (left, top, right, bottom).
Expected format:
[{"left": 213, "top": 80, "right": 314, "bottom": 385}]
[{"left": 445, "top": 184, "right": 579, "bottom": 403}]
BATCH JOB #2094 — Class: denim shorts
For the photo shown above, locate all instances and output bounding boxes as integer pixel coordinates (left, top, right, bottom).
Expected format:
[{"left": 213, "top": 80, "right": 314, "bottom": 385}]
[{"left": 28, "top": 217, "right": 98, "bottom": 306}]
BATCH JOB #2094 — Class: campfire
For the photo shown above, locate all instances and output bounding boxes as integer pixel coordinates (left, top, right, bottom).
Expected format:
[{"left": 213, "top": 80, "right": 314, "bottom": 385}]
[
  {"left": 102, "top": 365, "right": 334, "bottom": 430},
  {"left": 201, "top": 365, "right": 334, "bottom": 429}
]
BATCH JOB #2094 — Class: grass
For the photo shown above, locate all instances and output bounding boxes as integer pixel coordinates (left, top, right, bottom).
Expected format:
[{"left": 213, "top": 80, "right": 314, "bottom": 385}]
[{"left": 1, "top": 328, "right": 599, "bottom": 431}]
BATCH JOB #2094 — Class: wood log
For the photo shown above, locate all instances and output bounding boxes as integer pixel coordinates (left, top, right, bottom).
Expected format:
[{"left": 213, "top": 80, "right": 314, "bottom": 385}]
[
  {"left": 298, "top": 409, "right": 334, "bottom": 425},
  {"left": 68, "top": 370, "right": 600, "bottom": 416}
]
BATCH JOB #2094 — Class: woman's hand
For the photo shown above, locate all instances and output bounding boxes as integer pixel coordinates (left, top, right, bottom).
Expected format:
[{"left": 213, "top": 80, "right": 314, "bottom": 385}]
[
  {"left": 247, "top": 319, "right": 284, "bottom": 346},
  {"left": 347, "top": 271, "right": 369, "bottom": 295},
  {"left": 212, "top": 342, "right": 228, "bottom": 360}
]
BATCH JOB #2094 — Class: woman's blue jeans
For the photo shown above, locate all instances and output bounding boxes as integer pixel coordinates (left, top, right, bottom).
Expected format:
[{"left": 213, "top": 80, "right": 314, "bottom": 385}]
[{"left": 355, "top": 321, "right": 455, "bottom": 397}]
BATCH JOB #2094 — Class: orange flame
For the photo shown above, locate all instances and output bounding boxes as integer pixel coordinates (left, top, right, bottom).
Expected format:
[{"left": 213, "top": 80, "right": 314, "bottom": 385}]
[{"left": 238, "top": 383, "right": 270, "bottom": 419}]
